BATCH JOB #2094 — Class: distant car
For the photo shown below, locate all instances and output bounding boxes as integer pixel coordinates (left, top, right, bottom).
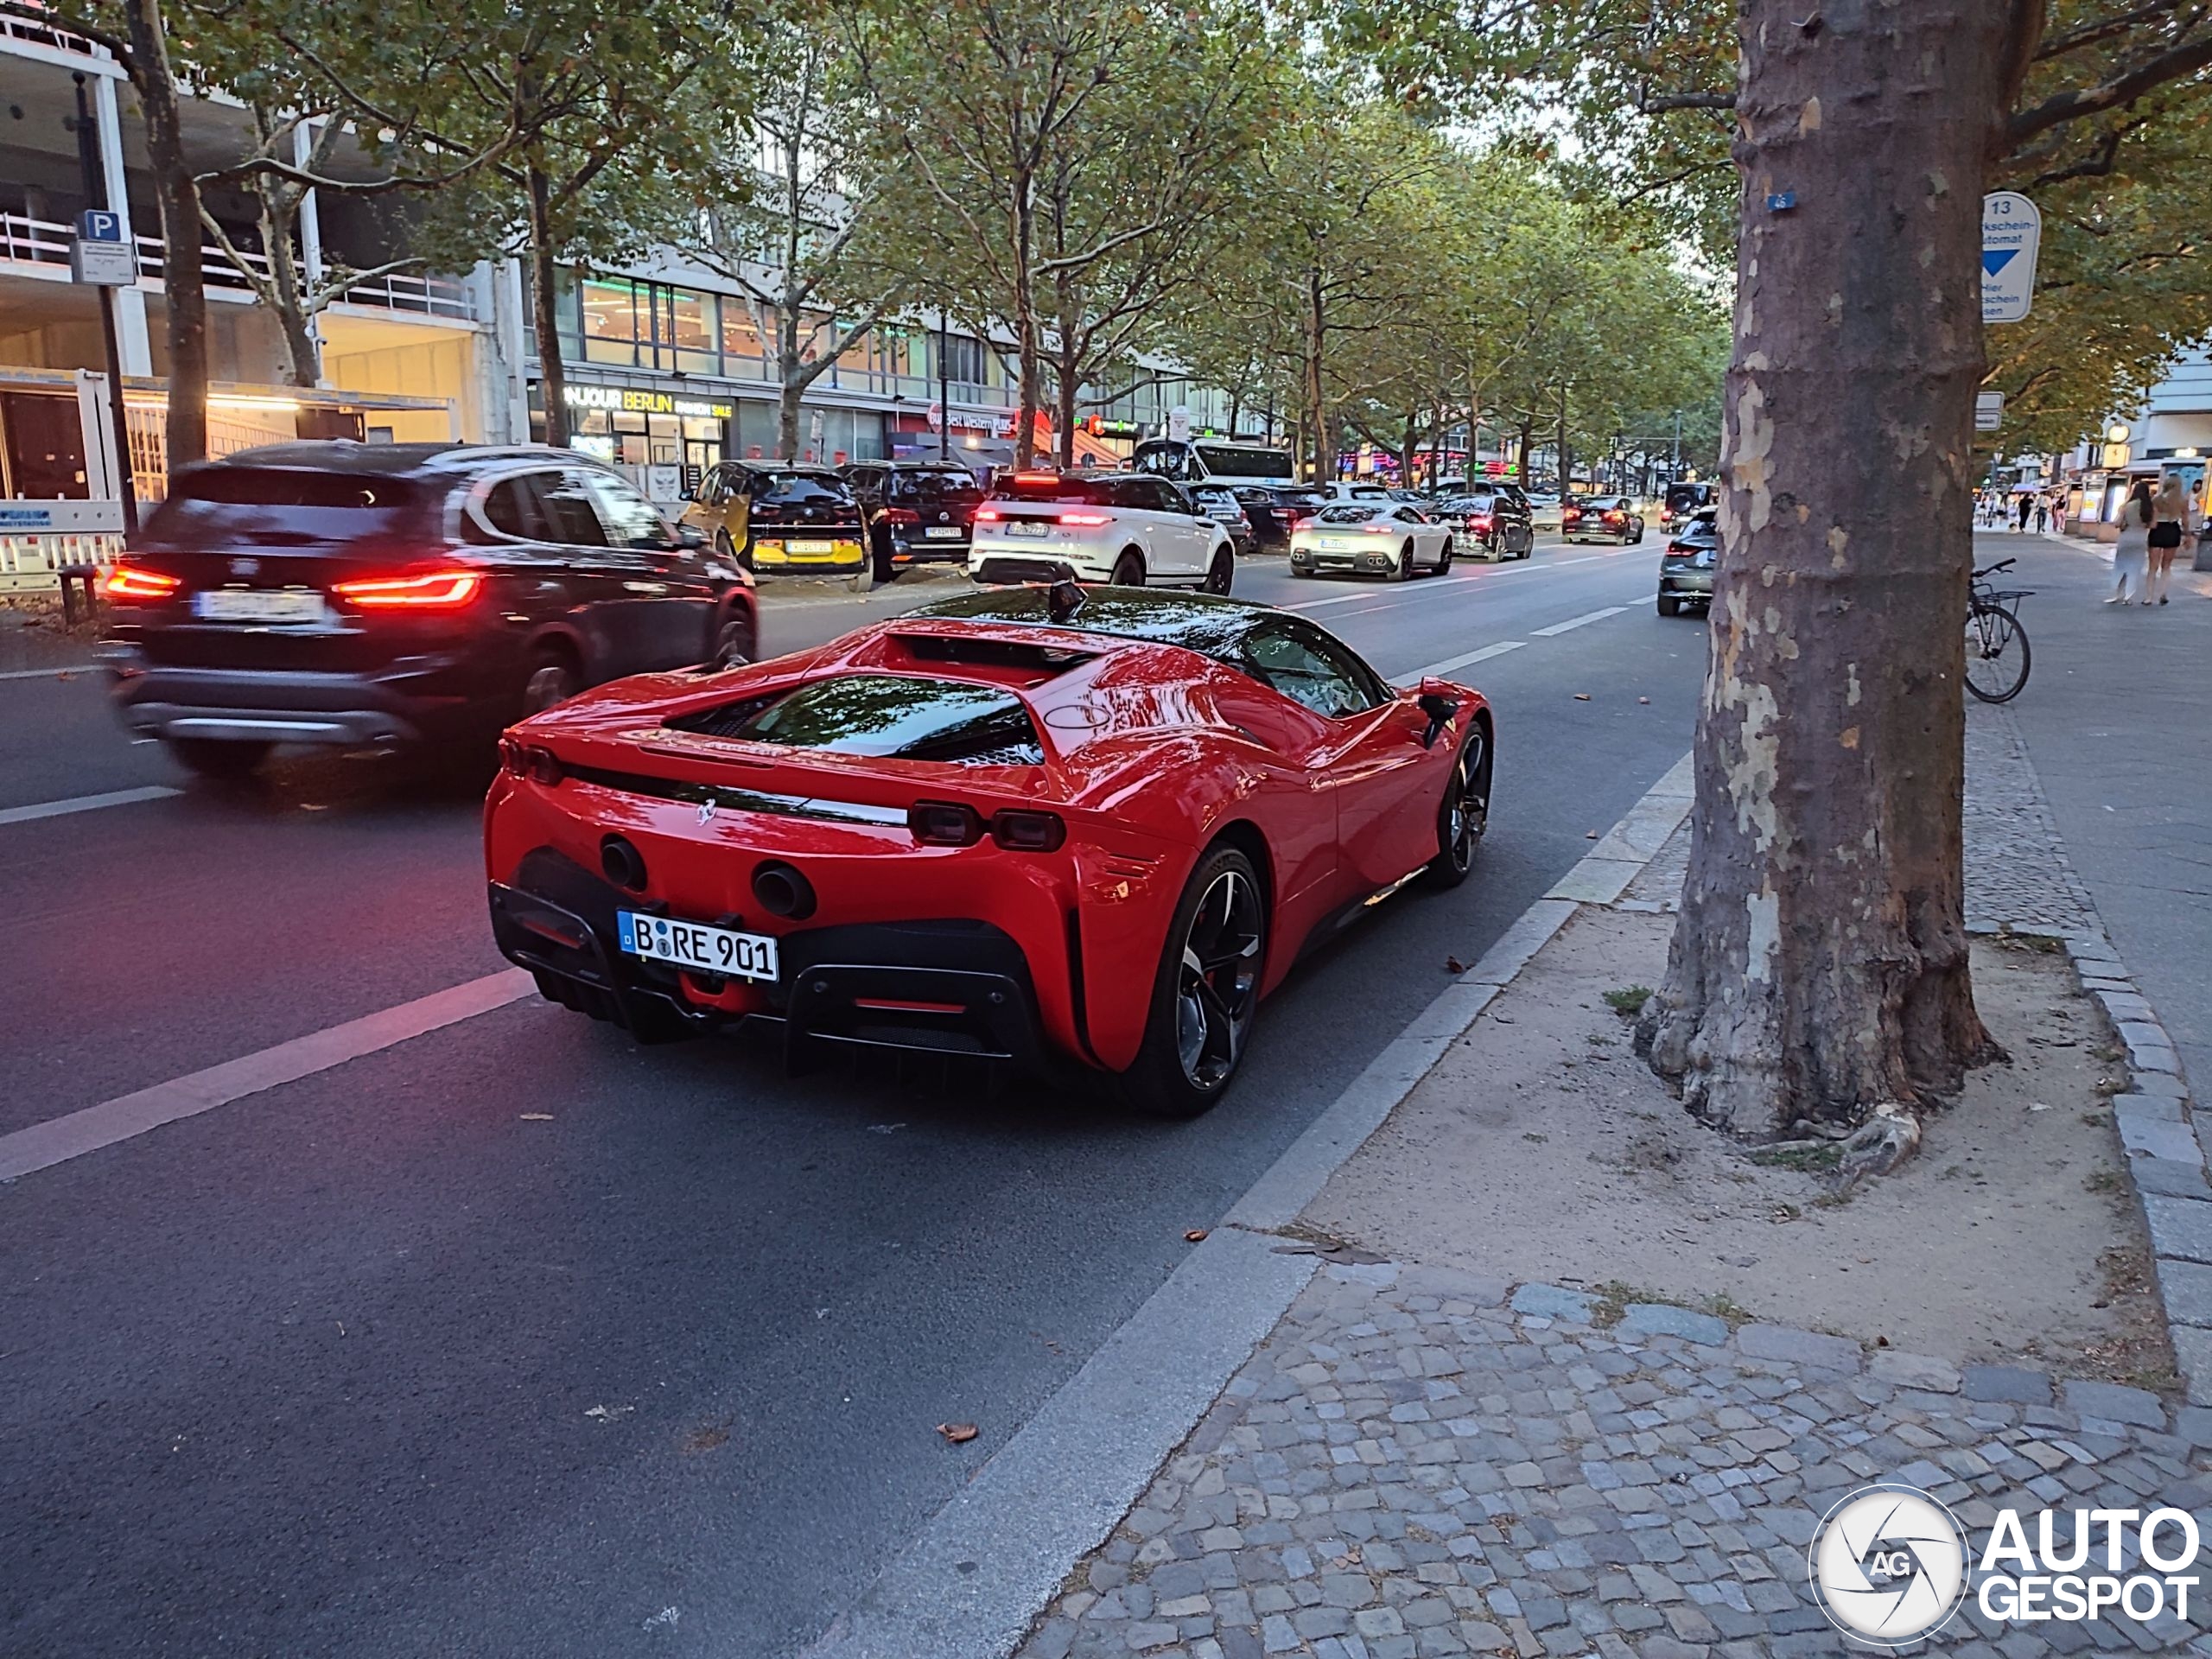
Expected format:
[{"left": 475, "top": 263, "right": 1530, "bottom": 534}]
[
  {"left": 1562, "top": 495, "right": 1645, "bottom": 544},
  {"left": 1192, "top": 485, "right": 1258, "bottom": 556},
  {"left": 682, "top": 461, "right": 869, "bottom": 587},
  {"left": 840, "top": 460, "right": 985, "bottom": 583},
  {"left": 98, "top": 442, "right": 754, "bottom": 778},
  {"left": 1289, "top": 499, "right": 1454, "bottom": 581},
  {"left": 1128, "top": 436, "right": 1296, "bottom": 489},
  {"left": 1659, "top": 480, "right": 1717, "bottom": 531},
  {"left": 1525, "top": 492, "right": 1564, "bottom": 531},
  {"left": 1657, "top": 510, "right": 1718, "bottom": 615},
  {"left": 1246, "top": 486, "right": 1328, "bottom": 545},
  {"left": 969, "top": 470, "right": 1236, "bottom": 591},
  {"left": 1440, "top": 486, "right": 1535, "bottom": 562},
  {"left": 1316, "top": 481, "right": 1395, "bottom": 504}
]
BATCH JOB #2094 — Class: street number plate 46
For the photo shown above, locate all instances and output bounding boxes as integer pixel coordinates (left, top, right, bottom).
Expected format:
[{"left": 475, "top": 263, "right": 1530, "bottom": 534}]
[{"left": 617, "top": 911, "right": 779, "bottom": 982}]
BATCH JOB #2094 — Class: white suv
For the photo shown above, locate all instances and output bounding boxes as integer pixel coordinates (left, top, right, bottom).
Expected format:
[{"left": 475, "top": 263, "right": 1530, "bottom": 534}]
[{"left": 969, "top": 471, "right": 1236, "bottom": 592}]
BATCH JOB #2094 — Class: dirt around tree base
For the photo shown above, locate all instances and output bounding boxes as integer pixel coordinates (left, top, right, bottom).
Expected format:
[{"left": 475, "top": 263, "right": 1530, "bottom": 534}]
[{"left": 1306, "top": 907, "right": 2173, "bottom": 1389}]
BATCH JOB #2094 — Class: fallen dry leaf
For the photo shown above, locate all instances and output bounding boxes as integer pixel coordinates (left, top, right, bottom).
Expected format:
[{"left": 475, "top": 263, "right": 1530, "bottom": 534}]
[
  {"left": 1638, "top": 696, "right": 1650, "bottom": 705},
  {"left": 937, "top": 1422, "right": 979, "bottom": 1445},
  {"left": 1573, "top": 693, "right": 1592, "bottom": 702},
  {"left": 681, "top": 1423, "right": 732, "bottom": 1454},
  {"left": 1585, "top": 830, "right": 1599, "bottom": 839},
  {"left": 1446, "top": 956, "right": 1468, "bottom": 974},
  {"left": 1184, "top": 1228, "right": 1210, "bottom": 1243}
]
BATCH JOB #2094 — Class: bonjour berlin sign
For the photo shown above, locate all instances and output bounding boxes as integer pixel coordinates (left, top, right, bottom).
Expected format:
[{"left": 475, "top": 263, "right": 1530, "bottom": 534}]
[{"left": 1805, "top": 1483, "right": 2200, "bottom": 1647}]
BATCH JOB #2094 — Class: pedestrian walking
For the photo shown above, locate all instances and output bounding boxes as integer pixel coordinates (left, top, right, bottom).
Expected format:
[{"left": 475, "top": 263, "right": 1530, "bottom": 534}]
[
  {"left": 2017, "top": 493, "right": 2035, "bottom": 531},
  {"left": 2033, "top": 496, "right": 2050, "bottom": 534},
  {"left": 2108, "top": 479, "right": 2154, "bottom": 605},
  {"left": 2147, "top": 476, "right": 2193, "bottom": 606}
]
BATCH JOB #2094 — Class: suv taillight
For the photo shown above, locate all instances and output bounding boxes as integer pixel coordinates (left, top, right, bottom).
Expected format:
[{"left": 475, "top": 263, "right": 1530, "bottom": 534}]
[
  {"left": 104, "top": 564, "right": 180, "bottom": 601},
  {"left": 332, "top": 569, "right": 483, "bottom": 609}
]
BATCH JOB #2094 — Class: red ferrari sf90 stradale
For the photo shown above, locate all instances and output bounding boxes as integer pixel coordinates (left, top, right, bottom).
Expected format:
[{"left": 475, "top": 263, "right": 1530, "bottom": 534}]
[{"left": 484, "top": 584, "right": 1492, "bottom": 1116}]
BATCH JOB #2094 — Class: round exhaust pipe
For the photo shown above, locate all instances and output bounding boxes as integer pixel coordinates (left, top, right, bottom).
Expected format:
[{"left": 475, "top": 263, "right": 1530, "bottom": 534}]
[
  {"left": 601, "top": 834, "right": 649, "bottom": 893},
  {"left": 751, "top": 860, "right": 816, "bottom": 920}
]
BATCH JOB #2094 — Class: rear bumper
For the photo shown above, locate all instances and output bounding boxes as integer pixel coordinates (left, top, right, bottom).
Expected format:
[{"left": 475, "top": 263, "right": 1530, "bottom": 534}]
[
  {"left": 1658, "top": 568, "right": 1714, "bottom": 598},
  {"left": 973, "top": 552, "right": 1106, "bottom": 585},
  {"left": 102, "top": 652, "right": 480, "bottom": 747},
  {"left": 750, "top": 535, "right": 867, "bottom": 573},
  {"left": 489, "top": 855, "right": 1053, "bottom": 1069},
  {"left": 1289, "top": 546, "right": 1396, "bottom": 576},
  {"left": 887, "top": 532, "right": 972, "bottom": 565}
]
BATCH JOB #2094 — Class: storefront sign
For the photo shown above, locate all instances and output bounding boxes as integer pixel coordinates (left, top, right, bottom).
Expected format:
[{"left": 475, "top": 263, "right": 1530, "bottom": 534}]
[{"left": 563, "top": 384, "right": 733, "bottom": 420}]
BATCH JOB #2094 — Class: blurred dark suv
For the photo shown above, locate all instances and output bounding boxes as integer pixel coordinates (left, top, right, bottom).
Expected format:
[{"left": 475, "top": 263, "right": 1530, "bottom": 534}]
[
  {"left": 839, "top": 459, "right": 985, "bottom": 582},
  {"left": 98, "top": 442, "right": 753, "bottom": 778},
  {"left": 1657, "top": 509, "right": 1718, "bottom": 615}
]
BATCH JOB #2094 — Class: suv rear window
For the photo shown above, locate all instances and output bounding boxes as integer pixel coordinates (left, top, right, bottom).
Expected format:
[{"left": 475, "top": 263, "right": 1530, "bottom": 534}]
[
  {"left": 144, "top": 468, "right": 432, "bottom": 546},
  {"left": 889, "top": 469, "right": 982, "bottom": 505},
  {"left": 687, "top": 674, "right": 1043, "bottom": 765},
  {"left": 992, "top": 476, "right": 1116, "bottom": 506}
]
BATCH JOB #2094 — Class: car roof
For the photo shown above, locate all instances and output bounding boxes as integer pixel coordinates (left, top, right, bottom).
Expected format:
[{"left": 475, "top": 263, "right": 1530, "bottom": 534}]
[
  {"left": 194, "top": 441, "right": 565, "bottom": 478},
  {"left": 849, "top": 459, "right": 977, "bottom": 471},
  {"left": 913, "top": 586, "right": 1284, "bottom": 656},
  {"left": 721, "top": 457, "right": 841, "bottom": 474}
]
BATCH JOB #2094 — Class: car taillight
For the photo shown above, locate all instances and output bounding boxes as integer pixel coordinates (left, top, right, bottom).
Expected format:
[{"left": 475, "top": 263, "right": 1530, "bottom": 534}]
[
  {"left": 909, "top": 800, "right": 985, "bottom": 846},
  {"left": 1013, "top": 472, "right": 1059, "bottom": 485},
  {"left": 1058, "top": 512, "right": 1111, "bottom": 526},
  {"left": 878, "top": 507, "right": 919, "bottom": 526},
  {"left": 1562, "top": 509, "right": 1581, "bottom": 523},
  {"left": 499, "top": 738, "right": 563, "bottom": 784},
  {"left": 990, "top": 810, "right": 1065, "bottom": 852},
  {"left": 103, "top": 564, "right": 180, "bottom": 601},
  {"left": 1470, "top": 515, "right": 1492, "bottom": 531},
  {"left": 975, "top": 507, "right": 1002, "bottom": 522},
  {"left": 1362, "top": 524, "right": 1395, "bottom": 534},
  {"left": 332, "top": 569, "right": 483, "bottom": 609}
]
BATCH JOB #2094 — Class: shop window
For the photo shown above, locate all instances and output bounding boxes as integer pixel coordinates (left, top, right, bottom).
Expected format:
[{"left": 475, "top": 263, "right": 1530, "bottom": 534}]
[
  {"left": 721, "top": 299, "right": 772, "bottom": 370},
  {"left": 582, "top": 280, "right": 639, "bottom": 365}
]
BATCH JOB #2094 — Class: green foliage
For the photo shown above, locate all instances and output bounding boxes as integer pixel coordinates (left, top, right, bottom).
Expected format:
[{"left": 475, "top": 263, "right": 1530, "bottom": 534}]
[
  {"left": 1602, "top": 985, "right": 1653, "bottom": 1015},
  {"left": 1322, "top": 0, "right": 2212, "bottom": 454}
]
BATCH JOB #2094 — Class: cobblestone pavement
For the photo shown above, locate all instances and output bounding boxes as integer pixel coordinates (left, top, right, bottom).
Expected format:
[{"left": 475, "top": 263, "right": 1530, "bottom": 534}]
[{"left": 1019, "top": 1264, "right": 2212, "bottom": 1659}]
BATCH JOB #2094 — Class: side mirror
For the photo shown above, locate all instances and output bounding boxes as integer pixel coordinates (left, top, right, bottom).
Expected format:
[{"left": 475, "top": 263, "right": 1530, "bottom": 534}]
[
  {"left": 1415, "top": 688, "right": 1459, "bottom": 749},
  {"left": 675, "top": 523, "right": 706, "bottom": 550}
]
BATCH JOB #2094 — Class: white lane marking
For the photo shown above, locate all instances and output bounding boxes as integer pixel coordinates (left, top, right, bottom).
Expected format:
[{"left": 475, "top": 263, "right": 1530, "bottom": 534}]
[
  {"left": 0, "top": 969, "right": 534, "bottom": 1181},
  {"left": 1281, "top": 577, "right": 1484, "bottom": 613},
  {"left": 0, "top": 664, "right": 99, "bottom": 681},
  {"left": 1402, "top": 640, "right": 1527, "bottom": 679},
  {"left": 0, "top": 785, "right": 181, "bottom": 827},
  {"left": 1530, "top": 606, "right": 1629, "bottom": 637}
]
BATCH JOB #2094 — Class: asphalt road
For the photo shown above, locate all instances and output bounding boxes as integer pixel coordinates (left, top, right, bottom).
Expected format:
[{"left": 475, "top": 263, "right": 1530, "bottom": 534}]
[{"left": 0, "top": 534, "right": 1707, "bottom": 1657}]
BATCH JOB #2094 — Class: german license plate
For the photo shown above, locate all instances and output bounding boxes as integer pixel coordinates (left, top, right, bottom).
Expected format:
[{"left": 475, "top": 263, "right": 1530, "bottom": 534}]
[
  {"left": 789, "top": 538, "right": 841, "bottom": 554},
  {"left": 196, "top": 588, "right": 327, "bottom": 624},
  {"left": 924, "top": 525, "right": 963, "bottom": 539},
  {"left": 1003, "top": 521, "right": 1051, "bottom": 538},
  {"left": 616, "top": 911, "right": 778, "bottom": 982}
]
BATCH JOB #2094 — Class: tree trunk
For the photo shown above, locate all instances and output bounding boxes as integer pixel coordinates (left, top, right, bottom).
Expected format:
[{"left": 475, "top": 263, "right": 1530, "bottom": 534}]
[
  {"left": 1516, "top": 419, "right": 1532, "bottom": 483},
  {"left": 124, "top": 0, "right": 207, "bottom": 470},
  {"left": 525, "top": 165, "right": 569, "bottom": 449},
  {"left": 1643, "top": 0, "right": 2005, "bottom": 1139},
  {"left": 1055, "top": 350, "right": 1080, "bottom": 470},
  {"left": 779, "top": 366, "right": 804, "bottom": 461},
  {"left": 258, "top": 191, "right": 321, "bottom": 389},
  {"left": 1555, "top": 385, "right": 1570, "bottom": 491},
  {"left": 1303, "top": 270, "right": 1328, "bottom": 482}
]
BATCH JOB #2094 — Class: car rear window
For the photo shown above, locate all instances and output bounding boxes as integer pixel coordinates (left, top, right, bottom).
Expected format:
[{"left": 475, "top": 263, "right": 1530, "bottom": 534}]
[
  {"left": 755, "top": 471, "right": 856, "bottom": 508},
  {"left": 1314, "top": 504, "right": 1378, "bottom": 524},
  {"left": 682, "top": 674, "right": 1044, "bottom": 765},
  {"left": 889, "top": 469, "right": 982, "bottom": 505},
  {"left": 992, "top": 476, "right": 1116, "bottom": 506},
  {"left": 144, "top": 468, "right": 433, "bottom": 546}
]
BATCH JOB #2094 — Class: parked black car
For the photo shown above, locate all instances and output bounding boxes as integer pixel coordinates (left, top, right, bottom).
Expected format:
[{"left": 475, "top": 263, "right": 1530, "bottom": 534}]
[
  {"left": 1192, "top": 485, "right": 1258, "bottom": 555},
  {"left": 97, "top": 442, "right": 754, "bottom": 778},
  {"left": 1440, "top": 485, "right": 1535, "bottom": 561},
  {"left": 1660, "top": 480, "right": 1717, "bottom": 531},
  {"left": 1241, "top": 485, "right": 1327, "bottom": 548},
  {"left": 840, "top": 459, "right": 986, "bottom": 582},
  {"left": 1657, "top": 509, "right": 1719, "bottom": 615}
]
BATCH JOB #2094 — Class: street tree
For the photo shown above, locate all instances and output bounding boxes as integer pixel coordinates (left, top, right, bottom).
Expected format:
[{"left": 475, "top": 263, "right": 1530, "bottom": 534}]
[
  {"left": 682, "top": 11, "right": 906, "bottom": 461},
  {"left": 1337, "top": 0, "right": 2212, "bottom": 1150}
]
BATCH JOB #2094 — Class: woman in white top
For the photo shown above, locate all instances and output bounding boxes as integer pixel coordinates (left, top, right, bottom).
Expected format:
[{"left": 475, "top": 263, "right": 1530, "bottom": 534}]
[
  {"left": 2148, "top": 476, "right": 2194, "bottom": 606},
  {"left": 2108, "top": 480, "right": 2153, "bottom": 605}
]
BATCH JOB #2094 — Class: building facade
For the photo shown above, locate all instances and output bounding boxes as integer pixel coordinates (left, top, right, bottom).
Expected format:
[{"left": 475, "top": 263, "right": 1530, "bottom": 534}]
[{"left": 2061, "top": 350, "right": 2212, "bottom": 529}]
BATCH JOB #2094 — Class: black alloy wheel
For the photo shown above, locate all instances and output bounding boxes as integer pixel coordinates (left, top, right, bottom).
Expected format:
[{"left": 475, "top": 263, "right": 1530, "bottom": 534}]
[
  {"left": 1203, "top": 547, "right": 1235, "bottom": 594},
  {"left": 522, "top": 651, "right": 582, "bottom": 716},
  {"left": 706, "top": 606, "right": 756, "bottom": 671},
  {"left": 1424, "top": 722, "right": 1489, "bottom": 888},
  {"left": 1119, "top": 844, "right": 1268, "bottom": 1117},
  {"left": 1391, "top": 543, "right": 1414, "bottom": 582},
  {"left": 1111, "top": 550, "right": 1146, "bottom": 587}
]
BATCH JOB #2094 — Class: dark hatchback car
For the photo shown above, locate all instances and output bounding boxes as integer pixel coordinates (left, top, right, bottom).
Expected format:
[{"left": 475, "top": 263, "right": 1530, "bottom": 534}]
[
  {"left": 1440, "top": 486, "right": 1534, "bottom": 561},
  {"left": 1242, "top": 485, "right": 1326, "bottom": 548},
  {"left": 839, "top": 459, "right": 986, "bottom": 582},
  {"left": 1192, "top": 485, "right": 1258, "bottom": 555},
  {"left": 1657, "top": 509, "right": 1719, "bottom": 615},
  {"left": 98, "top": 442, "right": 754, "bottom": 778}
]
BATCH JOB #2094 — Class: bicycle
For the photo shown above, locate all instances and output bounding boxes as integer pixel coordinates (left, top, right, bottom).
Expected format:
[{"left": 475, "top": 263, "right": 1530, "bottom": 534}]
[{"left": 1966, "top": 557, "right": 2033, "bottom": 703}]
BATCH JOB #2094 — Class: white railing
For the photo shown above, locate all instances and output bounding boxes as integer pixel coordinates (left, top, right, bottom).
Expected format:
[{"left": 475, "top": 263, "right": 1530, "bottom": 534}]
[
  {"left": 1, "top": 11, "right": 105, "bottom": 59},
  {"left": 0, "top": 213, "right": 475, "bottom": 321},
  {"left": 0, "top": 532, "right": 125, "bottom": 594}
]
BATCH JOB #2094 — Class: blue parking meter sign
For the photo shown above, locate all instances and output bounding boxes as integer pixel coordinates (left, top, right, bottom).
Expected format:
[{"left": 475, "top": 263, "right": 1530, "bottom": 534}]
[{"left": 78, "top": 209, "right": 124, "bottom": 244}]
